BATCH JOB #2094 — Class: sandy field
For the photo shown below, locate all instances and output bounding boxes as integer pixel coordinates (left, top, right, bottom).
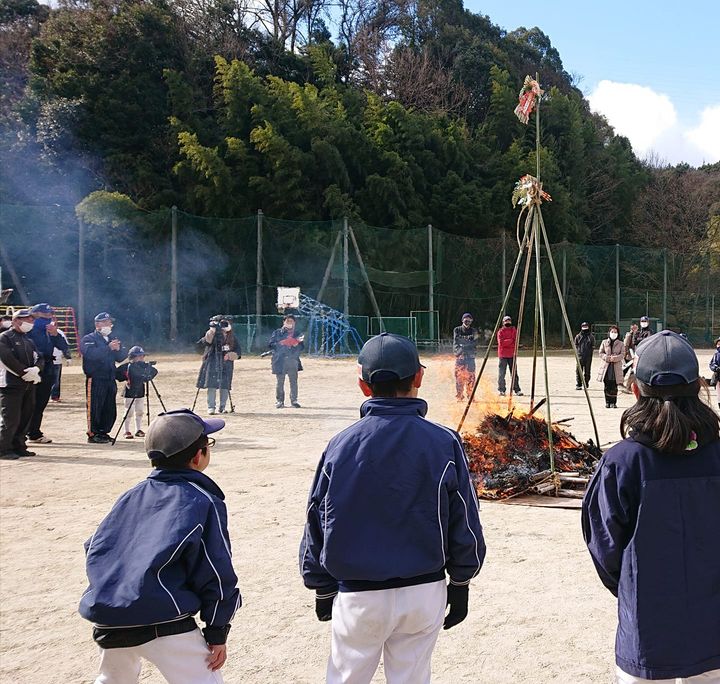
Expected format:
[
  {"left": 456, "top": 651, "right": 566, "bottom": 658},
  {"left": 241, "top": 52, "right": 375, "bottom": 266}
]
[{"left": 1, "top": 348, "right": 717, "bottom": 684}]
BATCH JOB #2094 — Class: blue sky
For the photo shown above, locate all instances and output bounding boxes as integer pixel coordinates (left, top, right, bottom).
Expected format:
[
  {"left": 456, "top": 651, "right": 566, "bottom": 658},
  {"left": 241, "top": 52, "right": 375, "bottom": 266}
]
[{"left": 466, "top": 1, "right": 720, "bottom": 166}]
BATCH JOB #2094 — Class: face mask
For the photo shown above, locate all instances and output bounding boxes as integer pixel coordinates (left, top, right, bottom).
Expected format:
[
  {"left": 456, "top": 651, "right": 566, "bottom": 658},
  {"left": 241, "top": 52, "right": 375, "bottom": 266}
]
[
  {"left": 222, "top": 324, "right": 232, "bottom": 331},
  {"left": 581, "top": 328, "right": 589, "bottom": 334},
  {"left": 504, "top": 322, "right": 512, "bottom": 327},
  {"left": 609, "top": 332, "right": 618, "bottom": 340},
  {"left": 0, "top": 321, "right": 10, "bottom": 330},
  {"left": 640, "top": 322, "right": 649, "bottom": 328},
  {"left": 100, "top": 326, "right": 112, "bottom": 336},
  {"left": 19, "top": 321, "right": 34, "bottom": 333}
]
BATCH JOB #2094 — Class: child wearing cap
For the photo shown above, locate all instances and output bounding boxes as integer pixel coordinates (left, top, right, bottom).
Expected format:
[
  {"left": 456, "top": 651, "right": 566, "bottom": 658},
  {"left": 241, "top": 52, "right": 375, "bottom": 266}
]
[
  {"left": 79, "top": 409, "right": 241, "bottom": 683},
  {"left": 582, "top": 331, "right": 720, "bottom": 682},
  {"left": 115, "top": 346, "right": 158, "bottom": 438},
  {"left": 300, "top": 332, "right": 486, "bottom": 683}
]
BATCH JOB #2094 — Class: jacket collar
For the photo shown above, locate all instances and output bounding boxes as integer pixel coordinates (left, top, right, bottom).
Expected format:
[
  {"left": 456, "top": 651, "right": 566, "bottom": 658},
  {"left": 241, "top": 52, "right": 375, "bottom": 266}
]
[
  {"left": 148, "top": 468, "right": 225, "bottom": 500},
  {"left": 360, "top": 397, "right": 428, "bottom": 418}
]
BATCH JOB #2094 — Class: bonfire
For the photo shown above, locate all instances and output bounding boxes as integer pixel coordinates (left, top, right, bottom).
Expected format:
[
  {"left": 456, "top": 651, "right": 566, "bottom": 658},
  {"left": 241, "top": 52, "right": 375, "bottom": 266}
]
[{"left": 462, "top": 407, "right": 601, "bottom": 500}]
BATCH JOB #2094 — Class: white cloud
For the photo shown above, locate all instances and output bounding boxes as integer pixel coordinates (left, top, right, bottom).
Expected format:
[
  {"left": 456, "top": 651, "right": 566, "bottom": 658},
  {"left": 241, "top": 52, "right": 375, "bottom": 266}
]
[{"left": 587, "top": 80, "right": 720, "bottom": 167}]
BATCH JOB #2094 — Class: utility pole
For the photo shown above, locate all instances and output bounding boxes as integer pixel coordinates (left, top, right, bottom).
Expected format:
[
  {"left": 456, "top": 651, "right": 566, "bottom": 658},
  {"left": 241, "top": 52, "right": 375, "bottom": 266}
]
[
  {"left": 343, "top": 217, "right": 349, "bottom": 317},
  {"left": 428, "top": 224, "right": 434, "bottom": 343},
  {"left": 256, "top": 209, "right": 263, "bottom": 343},
  {"left": 170, "top": 206, "right": 178, "bottom": 341}
]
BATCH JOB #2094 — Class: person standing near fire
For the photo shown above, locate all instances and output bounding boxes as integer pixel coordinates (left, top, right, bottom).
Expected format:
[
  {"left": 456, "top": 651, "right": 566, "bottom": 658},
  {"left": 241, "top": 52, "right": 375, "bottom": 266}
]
[
  {"left": 582, "top": 330, "right": 720, "bottom": 683},
  {"left": 269, "top": 314, "right": 304, "bottom": 408},
  {"left": 573, "top": 322, "right": 595, "bottom": 390},
  {"left": 497, "top": 314, "right": 522, "bottom": 396},
  {"left": 81, "top": 312, "right": 127, "bottom": 444},
  {"left": 597, "top": 325, "right": 624, "bottom": 408},
  {"left": 452, "top": 313, "right": 479, "bottom": 401}
]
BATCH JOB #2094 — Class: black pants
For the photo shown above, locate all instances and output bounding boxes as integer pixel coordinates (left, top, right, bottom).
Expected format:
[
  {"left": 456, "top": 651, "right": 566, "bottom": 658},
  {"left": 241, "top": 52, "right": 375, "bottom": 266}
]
[
  {"left": 86, "top": 377, "right": 117, "bottom": 437},
  {"left": 498, "top": 357, "right": 521, "bottom": 393},
  {"left": 603, "top": 367, "right": 618, "bottom": 406},
  {"left": 576, "top": 355, "right": 592, "bottom": 387},
  {"left": 27, "top": 370, "right": 53, "bottom": 439},
  {"left": 0, "top": 385, "right": 36, "bottom": 454},
  {"left": 51, "top": 364, "right": 62, "bottom": 400},
  {"left": 455, "top": 361, "right": 475, "bottom": 400}
]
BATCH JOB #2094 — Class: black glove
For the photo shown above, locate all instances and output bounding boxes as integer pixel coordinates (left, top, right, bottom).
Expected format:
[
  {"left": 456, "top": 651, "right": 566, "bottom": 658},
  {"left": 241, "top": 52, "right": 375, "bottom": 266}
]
[
  {"left": 443, "top": 583, "right": 469, "bottom": 630},
  {"left": 315, "top": 589, "right": 336, "bottom": 622}
]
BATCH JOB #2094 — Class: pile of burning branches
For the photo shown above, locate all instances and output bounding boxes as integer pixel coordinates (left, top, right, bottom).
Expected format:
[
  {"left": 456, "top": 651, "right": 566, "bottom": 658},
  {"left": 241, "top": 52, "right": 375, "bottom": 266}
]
[{"left": 462, "top": 408, "right": 602, "bottom": 500}]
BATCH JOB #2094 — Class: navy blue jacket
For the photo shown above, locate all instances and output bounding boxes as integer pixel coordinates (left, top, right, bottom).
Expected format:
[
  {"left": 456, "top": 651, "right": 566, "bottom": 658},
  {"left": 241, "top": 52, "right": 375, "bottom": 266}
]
[
  {"left": 80, "top": 331, "right": 127, "bottom": 380},
  {"left": 582, "top": 434, "right": 720, "bottom": 679},
  {"left": 27, "top": 319, "right": 68, "bottom": 378},
  {"left": 453, "top": 325, "right": 478, "bottom": 368},
  {"left": 300, "top": 398, "right": 486, "bottom": 593},
  {"left": 710, "top": 348, "right": 720, "bottom": 374},
  {"left": 269, "top": 328, "right": 304, "bottom": 375},
  {"left": 79, "top": 469, "right": 241, "bottom": 637}
]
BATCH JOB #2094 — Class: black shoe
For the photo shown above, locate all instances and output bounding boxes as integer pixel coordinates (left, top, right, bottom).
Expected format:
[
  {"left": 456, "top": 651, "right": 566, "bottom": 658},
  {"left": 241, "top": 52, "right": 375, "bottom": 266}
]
[
  {"left": 515, "top": 391, "right": 524, "bottom": 396},
  {"left": 605, "top": 402, "right": 611, "bottom": 408},
  {"left": 0, "top": 451, "right": 21, "bottom": 460},
  {"left": 575, "top": 386, "right": 582, "bottom": 390},
  {"left": 612, "top": 404, "right": 618, "bottom": 409},
  {"left": 17, "top": 450, "right": 36, "bottom": 457},
  {"left": 276, "top": 402, "right": 284, "bottom": 409},
  {"left": 87, "top": 434, "right": 110, "bottom": 444},
  {"left": 291, "top": 402, "right": 301, "bottom": 408}
]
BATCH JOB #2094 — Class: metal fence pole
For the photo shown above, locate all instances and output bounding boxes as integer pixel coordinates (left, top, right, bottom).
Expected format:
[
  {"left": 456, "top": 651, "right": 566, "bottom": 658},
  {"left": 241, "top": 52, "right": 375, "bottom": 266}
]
[
  {"left": 256, "top": 209, "right": 263, "bottom": 341},
  {"left": 170, "top": 206, "right": 178, "bottom": 341},
  {"left": 428, "top": 224, "right": 434, "bottom": 343},
  {"left": 561, "top": 245, "right": 567, "bottom": 346},
  {"left": 615, "top": 243, "right": 620, "bottom": 324},
  {"left": 78, "top": 218, "right": 85, "bottom": 332},
  {"left": 343, "top": 217, "right": 349, "bottom": 317},
  {"left": 663, "top": 248, "right": 667, "bottom": 328},
  {"left": 501, "top": 230, "right": 506, "bottom": 301}
]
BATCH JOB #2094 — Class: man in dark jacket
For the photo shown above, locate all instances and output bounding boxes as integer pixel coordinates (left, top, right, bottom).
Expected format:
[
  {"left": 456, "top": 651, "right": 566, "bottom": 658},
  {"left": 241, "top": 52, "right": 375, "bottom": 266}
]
[
  {"left": 300, "top": 333, "right": 485, "bottom": 683},
  {"left": 25, "top": 303, "right": 69, "bottom": 444},
  {"left": 80, "top": 312, "right": 127, "bottom": 444},
  {"left": 0, "top": 309, "right": 43, "bottom": 460},
  {"left": 631, "top": 315, "right": 653, "bottom": 347},
  {"left": 452, "top": 312, "right": 479, "bottom": 400},
  {"left": 79, "top": 409, "right": 240, "bottom": 682},
  {"left": 269, "top": 314, "right": 304, "bottom": 408},
  {"left": 573, "top": 322, "right": 595, "bottom": 389}
]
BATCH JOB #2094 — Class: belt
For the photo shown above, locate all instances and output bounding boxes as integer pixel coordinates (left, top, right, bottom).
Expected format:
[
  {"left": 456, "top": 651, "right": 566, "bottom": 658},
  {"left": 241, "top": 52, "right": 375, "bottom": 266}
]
[{"left": 93, "top": 616, "right": 197, "bottom": 649}]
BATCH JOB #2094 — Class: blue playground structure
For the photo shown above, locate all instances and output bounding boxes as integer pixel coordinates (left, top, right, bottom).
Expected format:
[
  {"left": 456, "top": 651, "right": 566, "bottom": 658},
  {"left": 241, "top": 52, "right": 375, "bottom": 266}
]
[{"left": 298, "top": 293, "right": 364, "bottom": 356}]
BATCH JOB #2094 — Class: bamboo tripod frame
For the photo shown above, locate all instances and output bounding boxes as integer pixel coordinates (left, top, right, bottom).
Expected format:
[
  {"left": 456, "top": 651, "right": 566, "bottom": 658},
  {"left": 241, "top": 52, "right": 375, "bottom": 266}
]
[{"left": 456, "top": 76, "right": 601, "bottom": 491}]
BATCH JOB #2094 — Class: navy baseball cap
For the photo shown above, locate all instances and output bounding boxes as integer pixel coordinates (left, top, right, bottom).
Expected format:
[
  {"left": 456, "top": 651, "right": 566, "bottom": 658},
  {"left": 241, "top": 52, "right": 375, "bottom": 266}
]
[
  {"left": 640, "top": 315, "right": 649, "bottom": 322},
  {"left": 94, "top": 312, "right": 113, "bottom": 322},
  {"left": 358, "top": 333, "right": 423, "bottom": 383},
  {"left": 462, "top": 312, "right": 473, "bottom": 320},
  {"left": 12, "top": 308, "right": 32, "bottom": 319},
  {"left": 31, "top": 303, "right": 53, "bottom": 314},
  {"left": 145, "top": 409, "right": 224, "bottom": 460},
  {"left": 634, "top": 330, "right": 699, "bottom": 387},
  {"left": 128, "top": 345, "right": 145, "bottom": 357}
]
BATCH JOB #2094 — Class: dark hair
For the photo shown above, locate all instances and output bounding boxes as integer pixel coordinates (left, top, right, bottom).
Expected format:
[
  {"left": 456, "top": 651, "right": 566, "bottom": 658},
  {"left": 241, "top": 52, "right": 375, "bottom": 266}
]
[
  {"left": 620, "top": 379, "right": 720, "bottom": 453},
  {"left": 367, "top": 374, "right": 415, "bottom": 397},
  {"left": 151, "top": 434, "right": 208, "bottom": 469},
  {"left": 608, "top": 325, "right": 619, "bottom": 333},
  {"left": 283, "top": 314, "right": 296, "bottom": 321}
]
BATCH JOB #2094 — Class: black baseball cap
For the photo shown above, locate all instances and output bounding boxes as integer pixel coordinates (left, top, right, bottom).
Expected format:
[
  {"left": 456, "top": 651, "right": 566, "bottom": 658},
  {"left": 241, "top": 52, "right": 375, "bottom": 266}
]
[
  {"left": 358, "top": 333, "right": 423, "bottom": 383},
  {"left": 145, "top": 409, "right": 224, "bottom": 460},
  {"left": 634, "top": 330, "right": 699, "bottom": 387}
]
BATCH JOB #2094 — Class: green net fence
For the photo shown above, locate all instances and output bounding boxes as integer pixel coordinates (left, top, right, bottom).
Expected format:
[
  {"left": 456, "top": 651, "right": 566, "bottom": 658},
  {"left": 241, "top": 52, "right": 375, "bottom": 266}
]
[{"left": 1, "top": 203, "right": 718, "bottom": 349}]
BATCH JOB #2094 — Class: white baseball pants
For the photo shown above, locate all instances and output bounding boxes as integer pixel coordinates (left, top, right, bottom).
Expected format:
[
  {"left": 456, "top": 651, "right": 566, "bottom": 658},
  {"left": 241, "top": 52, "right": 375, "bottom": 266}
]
[
  {"left": 616, "top": 666, "right": 720, "bottom": 683},
  {"left": 327, "top": 579, "right": 446, "bottom": 684},
  {"left": 122, "top": 398, "right": 144, "bottom": 434},
  {"left": 94, "top": 629, "right": 224, "bottom": 684}
]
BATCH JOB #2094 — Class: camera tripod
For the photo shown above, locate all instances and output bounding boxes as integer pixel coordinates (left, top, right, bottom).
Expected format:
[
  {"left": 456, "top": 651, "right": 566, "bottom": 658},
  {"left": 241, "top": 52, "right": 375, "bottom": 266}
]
[
  {"left": 191, "top": 344, "right": 235, "bottom": 414},
  {"left": 111, "top": 379, "right": 167, "bottom": 446}
]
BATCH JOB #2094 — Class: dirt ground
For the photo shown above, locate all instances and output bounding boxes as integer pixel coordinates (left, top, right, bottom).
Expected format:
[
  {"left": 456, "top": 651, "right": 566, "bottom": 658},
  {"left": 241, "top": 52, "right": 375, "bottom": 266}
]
[{"left": 1, "top": 348, "right": 716, "bottom": 683}]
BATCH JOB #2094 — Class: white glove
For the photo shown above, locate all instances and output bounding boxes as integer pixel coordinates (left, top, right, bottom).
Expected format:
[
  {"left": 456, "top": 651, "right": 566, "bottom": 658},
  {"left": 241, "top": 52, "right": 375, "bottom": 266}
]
[{"left": 22, "top": 367, "right": 42, "bottom": 384}]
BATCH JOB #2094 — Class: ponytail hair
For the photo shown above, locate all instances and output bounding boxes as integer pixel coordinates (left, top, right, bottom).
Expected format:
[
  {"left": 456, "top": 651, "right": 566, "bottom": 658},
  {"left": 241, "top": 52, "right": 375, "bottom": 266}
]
[{"left": 620, "top": 379, "right": 720, "bottom": 453}]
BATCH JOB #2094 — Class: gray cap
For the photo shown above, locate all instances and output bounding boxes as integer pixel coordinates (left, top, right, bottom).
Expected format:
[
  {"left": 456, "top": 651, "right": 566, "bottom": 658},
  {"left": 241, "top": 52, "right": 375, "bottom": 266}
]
[
  {"left": 12, "top": 308, "right": 33, "bottom": 319},
  {"left": 145, "top": 409, "right": 224, "bottom": 460},
  {"left": 634, "top": 330, "right": 699, "bottom": 387},
  {"left": 358, "top": 332, "right": 423, "bottom": 383}
]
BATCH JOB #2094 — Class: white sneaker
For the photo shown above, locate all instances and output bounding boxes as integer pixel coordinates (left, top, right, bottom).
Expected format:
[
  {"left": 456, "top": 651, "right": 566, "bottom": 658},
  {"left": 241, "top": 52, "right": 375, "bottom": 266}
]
[
  {"left": 208, "top": 408, "right": 216, "bottom": 415},
  {"left": 28, "top": 435, "right": 53, "bottom": 444}
]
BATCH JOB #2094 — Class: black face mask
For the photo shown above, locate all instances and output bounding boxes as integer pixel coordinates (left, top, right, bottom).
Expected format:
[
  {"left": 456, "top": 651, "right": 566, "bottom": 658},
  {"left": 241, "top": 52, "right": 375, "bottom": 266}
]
[
  {"left": 504, "top": 322, "right": 512, "bottom": 327},
  {"left": 581, "top": 329, "right": 589, "bottom": 334}
]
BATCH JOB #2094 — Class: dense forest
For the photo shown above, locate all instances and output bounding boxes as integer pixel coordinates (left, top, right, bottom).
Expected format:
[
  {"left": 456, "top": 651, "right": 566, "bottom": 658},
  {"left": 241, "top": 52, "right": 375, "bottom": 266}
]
[{"left": 0, "top": 0, "right": 718, "bottom": 340}]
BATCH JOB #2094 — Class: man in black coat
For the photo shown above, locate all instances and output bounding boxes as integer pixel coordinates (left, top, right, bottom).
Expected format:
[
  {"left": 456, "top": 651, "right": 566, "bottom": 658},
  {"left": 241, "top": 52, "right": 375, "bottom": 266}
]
[
  {"left": 80, "top": 312, "right": 127, "bottom": 444},
  {"left": 0, "top": 309, "right": 43, "bottom": 459},
  {"left": 573, "top": 322, "right": 596, "bottom": 389},
  {"left": 269, "top": 314, "right": 304, "bottom": 408},
  {"left": 452, "top": 313, "right": 479, "bottom": 400}
]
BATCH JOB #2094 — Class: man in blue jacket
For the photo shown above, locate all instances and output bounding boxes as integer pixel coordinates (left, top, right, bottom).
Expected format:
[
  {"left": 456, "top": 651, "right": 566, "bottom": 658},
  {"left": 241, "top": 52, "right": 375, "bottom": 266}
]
[
  {"left": 269, "top": 314, "right": 305, "bottom": 408},
  {"left": 300, "top": 332, "right": 486, "bottom": 684},
  {"left": 80, "top": 312, "right": 127, "bottom": 443},
  {"left": 25, "top": 303, "right": 68, "bottom": 444},
  {"left": 79, "top": 408, "right": 241, "bottom": 683}
]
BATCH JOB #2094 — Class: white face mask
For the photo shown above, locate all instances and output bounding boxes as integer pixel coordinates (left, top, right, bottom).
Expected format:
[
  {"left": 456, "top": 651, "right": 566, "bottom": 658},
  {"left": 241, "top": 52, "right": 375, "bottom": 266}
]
[
  {"left": 609, "top": 332, "right": 618, "bottom": 340},
  {"left": 100, "top": 326, "right": 112, "bottom": 336},
  {"left": 19, "top": 321, "right": 34, "bottom": 333},
  {"left": 640, "top": 322, "right": 649, "bottom": 328}
]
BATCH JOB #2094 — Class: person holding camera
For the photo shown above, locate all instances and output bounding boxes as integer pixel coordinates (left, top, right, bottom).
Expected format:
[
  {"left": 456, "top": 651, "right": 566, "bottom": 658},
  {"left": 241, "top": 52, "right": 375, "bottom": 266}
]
[
  {"left": 269, "top": 314, "right": 305, "bottom": 408},
  {"left": 196, "top": 317, "right": 240, "bottom": 415},
  {"left": 115, "top": 346, "right": 158, "bottom": 438},
  {"left": 81, "top": 312, "right": 127, "bottom": 444}
]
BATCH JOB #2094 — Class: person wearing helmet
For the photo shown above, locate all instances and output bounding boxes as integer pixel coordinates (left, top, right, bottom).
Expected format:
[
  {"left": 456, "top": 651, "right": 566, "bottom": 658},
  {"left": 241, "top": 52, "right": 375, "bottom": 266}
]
[{"left": 115, "top": 346, "right": 158, "bottom": 438}]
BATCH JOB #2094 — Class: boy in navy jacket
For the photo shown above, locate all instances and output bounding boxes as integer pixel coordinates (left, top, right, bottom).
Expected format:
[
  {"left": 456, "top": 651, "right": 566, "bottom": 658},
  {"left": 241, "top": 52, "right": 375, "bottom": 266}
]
[
  {"left": 300, "top": 332, "right": 486, "bottom": 684},
  {"left": 582, "top": 331, "right": 720, "bottom": 682},
  {"left": 79, "top": 409, "right": 241, "bottom": 683}
]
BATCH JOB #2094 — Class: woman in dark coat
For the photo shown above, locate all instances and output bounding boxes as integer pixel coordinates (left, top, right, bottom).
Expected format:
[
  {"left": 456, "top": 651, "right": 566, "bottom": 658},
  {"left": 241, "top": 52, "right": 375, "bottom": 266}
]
[{"left": 196, "top": 317, "right": 240, "bottom": 414}]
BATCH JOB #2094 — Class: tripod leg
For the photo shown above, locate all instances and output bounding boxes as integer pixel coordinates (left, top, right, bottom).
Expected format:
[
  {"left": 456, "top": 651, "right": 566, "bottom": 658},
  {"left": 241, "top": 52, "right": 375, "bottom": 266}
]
[
  {"left": 112, "top": 397, "right": 136, "bottom": 445},
  {"left": 146, "top": 385, "right": 150, "bottom": 426},
  {"left": 191, "top": 387, "right": 201, "bottom": 412},
  {"left": 228, "top": 390, "right": 235, "bottom": 413},
  {"left": 151, "top": 379, "right": 167, "bottom": 412}
]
